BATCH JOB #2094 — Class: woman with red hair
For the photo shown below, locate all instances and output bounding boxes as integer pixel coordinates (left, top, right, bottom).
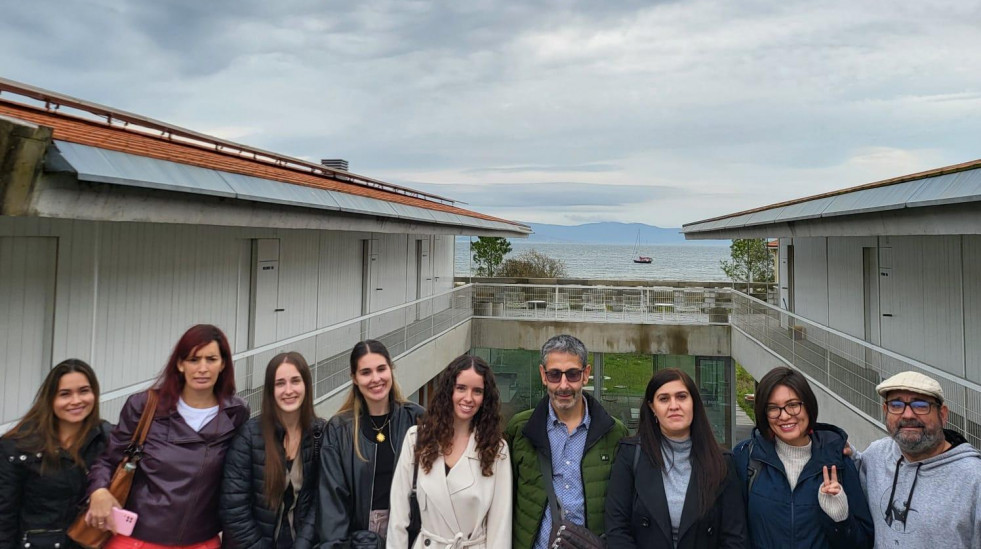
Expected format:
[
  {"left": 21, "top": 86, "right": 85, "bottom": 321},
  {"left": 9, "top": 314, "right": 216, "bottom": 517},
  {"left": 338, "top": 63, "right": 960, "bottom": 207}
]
[{"left": 83, "top": 324, "right": 249, "bottom": 549}]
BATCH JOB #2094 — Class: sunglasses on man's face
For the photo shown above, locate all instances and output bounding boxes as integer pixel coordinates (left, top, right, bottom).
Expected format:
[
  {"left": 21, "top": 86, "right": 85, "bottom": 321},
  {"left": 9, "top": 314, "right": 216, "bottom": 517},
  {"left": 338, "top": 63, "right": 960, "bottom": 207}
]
[{"left": 543, "top": 368, "right": 584, "bottom": 383}]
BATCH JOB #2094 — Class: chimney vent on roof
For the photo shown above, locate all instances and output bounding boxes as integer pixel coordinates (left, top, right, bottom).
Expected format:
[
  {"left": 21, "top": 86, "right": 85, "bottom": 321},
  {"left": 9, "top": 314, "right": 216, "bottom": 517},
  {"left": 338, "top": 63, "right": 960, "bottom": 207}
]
[{"left": 321, "top": 159, "right": 349, "bottom": 171}]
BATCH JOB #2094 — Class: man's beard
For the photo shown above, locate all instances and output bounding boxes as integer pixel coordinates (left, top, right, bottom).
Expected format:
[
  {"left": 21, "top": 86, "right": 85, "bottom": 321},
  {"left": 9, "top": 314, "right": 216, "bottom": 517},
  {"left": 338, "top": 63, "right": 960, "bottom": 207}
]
[
  {"left": 549, "top": 387, "right": 581, "bottom": 410},
  {"left": 890, "top": 418, "right": 944, "bottom": 456}
]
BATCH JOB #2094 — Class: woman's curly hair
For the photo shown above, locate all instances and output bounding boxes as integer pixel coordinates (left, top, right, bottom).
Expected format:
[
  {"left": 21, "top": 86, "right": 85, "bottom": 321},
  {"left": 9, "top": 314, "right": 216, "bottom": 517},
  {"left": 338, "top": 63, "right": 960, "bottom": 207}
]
[{"left": 416, "top": 355, "right": 503, "bottom": 477}]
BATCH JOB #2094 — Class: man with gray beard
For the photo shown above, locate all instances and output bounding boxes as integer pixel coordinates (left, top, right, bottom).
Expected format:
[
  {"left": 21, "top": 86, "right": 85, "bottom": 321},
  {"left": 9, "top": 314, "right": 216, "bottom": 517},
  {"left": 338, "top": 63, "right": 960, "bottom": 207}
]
[{"left": 851, "top": 371, "right": 980, "bottom": 548}]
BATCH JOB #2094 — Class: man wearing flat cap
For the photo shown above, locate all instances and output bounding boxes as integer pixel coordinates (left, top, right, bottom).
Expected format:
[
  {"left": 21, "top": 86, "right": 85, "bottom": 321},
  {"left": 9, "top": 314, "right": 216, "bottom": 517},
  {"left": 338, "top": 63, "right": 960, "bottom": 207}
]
[{"left": 850, "top": 371, "right": 980, "bottom": 548}]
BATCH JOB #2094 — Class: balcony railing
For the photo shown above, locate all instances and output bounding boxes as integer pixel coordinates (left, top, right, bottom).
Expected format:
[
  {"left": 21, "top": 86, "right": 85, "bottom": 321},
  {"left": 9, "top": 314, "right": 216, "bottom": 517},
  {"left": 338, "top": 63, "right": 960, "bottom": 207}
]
[
  {"left": 472, "top": 283, "right": 732, "bottom": 324},
  {"left": 93, "top": 284, "right": 475, "bottom": 423},
  {"left": 731, "top": 291, "right": 981, "bottom": 448}
]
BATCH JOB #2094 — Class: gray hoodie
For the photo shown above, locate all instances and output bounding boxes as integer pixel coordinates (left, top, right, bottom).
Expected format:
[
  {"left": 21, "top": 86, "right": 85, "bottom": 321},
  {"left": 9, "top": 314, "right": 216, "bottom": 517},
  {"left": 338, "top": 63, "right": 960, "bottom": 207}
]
[{"left": 853, "top": 430, "right": 981, "bottom": 549}]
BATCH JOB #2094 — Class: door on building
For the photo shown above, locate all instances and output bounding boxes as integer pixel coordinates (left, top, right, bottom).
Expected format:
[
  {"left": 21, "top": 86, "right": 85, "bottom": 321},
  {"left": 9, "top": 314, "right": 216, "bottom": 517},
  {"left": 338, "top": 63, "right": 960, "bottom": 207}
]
[
  {"left": 416, "top": 238, "right": 432, "bottom": 320},
  {"left": 695, "top": 357, "right": 732, "bottom": 448},
  {"left": 248, "top": 239, "right": 281, "bottom": 392},
  {"left": 361, "top": 238, "right": 380, "bottom": 339},
  {"left": 786, "top": 244, "right": 795, "bottom": 313},
  {"left": 0, "top": 237, "right": 57, "bottom": 427}
]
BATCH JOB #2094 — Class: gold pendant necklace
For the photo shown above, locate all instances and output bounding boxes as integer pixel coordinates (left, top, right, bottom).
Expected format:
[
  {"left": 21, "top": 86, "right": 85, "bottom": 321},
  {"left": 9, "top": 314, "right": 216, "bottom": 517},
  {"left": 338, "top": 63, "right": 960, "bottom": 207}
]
[{"left": 368, "top": 414, "right": 391, "bottom": 443}]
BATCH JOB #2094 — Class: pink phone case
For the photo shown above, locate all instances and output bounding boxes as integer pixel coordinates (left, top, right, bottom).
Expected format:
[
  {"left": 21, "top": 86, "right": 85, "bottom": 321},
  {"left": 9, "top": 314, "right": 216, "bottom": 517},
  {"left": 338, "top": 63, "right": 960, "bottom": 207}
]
[{"left": 111, "top": 507, "right": 139, "bottom": 536}]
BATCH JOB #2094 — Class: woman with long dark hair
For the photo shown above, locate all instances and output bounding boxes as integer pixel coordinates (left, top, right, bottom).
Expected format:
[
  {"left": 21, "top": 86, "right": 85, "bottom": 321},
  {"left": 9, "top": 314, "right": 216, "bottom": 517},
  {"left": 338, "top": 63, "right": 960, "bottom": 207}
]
[
  {"left": 732, "top": 367, "right": 872, "bottom": 548},
  {"left": 0, "top": 359, "right": 110, "bottom": 549},
  {"left": 83, "top": 324, "right": 249, "bottom": 549},
  {"left": 387, "top": 355, "right": 511, "bottom": 549},
  {"left": 606, "top": 368, "right": 747, "bottom": 549},
  {"left": 317, "top": 340, "right": 424, "bottom": 548},
  {"left": 221, "top": 352, "right": 325, "bottom": 548}
]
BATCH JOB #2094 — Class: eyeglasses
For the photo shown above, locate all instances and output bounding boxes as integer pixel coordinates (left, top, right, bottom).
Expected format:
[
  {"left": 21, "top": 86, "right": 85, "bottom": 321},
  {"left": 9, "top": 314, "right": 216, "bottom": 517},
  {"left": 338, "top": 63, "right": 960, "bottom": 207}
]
[
  {"left": 765, "top": 401, "right": 803, "bottom": 419},
  {"left": 885, "top": 399, "right": 938, "bottom": 415},
  {"left": 543, "top": 368, "right": 584, "bottom": 383}
]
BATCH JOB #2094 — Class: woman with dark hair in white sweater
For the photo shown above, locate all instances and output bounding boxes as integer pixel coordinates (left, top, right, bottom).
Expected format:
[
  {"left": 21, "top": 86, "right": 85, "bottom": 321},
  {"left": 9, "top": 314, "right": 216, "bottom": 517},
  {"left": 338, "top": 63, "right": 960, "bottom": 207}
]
[{"left": 732, "top": 367, "right": 873, "bottom": 548}]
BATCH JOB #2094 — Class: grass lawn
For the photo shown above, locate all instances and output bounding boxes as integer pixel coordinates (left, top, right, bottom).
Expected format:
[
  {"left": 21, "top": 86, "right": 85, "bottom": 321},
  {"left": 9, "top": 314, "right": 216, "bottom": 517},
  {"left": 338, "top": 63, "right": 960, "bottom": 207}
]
[
  {"left": 602, "top": 353, "right": 653, "bottom": 396},
  {"left": 735, "top": 363, "right": 756, "bottom": 421}
]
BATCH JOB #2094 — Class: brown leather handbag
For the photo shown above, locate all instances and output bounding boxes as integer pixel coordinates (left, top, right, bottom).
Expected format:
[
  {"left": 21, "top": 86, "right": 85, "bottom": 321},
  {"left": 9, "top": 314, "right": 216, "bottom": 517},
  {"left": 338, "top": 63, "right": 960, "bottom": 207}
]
[{"left": 67, "top": 390, "right": 159, "bottom": 549}]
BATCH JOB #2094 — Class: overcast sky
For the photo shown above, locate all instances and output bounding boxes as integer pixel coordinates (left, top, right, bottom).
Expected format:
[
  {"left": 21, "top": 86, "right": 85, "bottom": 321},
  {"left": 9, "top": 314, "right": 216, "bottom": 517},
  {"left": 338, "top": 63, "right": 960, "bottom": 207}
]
[{"left": 2, "top": 0, "right": 979, "bottom": 226}]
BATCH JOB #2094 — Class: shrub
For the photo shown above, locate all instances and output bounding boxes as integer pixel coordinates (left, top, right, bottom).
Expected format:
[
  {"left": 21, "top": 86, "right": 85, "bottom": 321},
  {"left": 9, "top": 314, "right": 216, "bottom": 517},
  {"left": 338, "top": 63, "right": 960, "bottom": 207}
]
[{"left": 498, "top": 249, "right": 567, "bottom": 278}]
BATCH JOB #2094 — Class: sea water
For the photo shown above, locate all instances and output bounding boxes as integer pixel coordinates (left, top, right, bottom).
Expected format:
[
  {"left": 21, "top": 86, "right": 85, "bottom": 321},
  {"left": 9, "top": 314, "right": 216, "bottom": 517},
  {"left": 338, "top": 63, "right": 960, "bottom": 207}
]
[{"left": 455, "top": 241, "right": 730, "bottom": 281}]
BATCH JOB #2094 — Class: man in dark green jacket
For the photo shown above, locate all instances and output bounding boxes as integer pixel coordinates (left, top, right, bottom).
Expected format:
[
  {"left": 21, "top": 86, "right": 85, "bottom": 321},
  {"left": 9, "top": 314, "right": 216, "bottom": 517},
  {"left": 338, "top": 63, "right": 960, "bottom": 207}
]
[{"left": 505, "top": 334, "right": 629, "bottom": 549}]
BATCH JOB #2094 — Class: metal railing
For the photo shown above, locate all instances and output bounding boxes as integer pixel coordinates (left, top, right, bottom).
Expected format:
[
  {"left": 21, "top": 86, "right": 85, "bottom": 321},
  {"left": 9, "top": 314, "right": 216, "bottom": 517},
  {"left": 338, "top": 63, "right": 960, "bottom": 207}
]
[
  {"left": 730, "top": 291, "right": 981, "bottom": 448},
  {"left": 95, "top": 284, "right": 474, "bottom": 421},
  {"left": 472, "top": 283, "right": 732, "bottom": 324}
]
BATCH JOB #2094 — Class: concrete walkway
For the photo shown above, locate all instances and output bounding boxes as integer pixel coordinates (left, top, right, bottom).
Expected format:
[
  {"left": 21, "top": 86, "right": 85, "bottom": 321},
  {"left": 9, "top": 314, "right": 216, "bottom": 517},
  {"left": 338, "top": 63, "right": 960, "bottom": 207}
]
[{"left": 733, "top": 405, "right": 755, "bottom": 447}]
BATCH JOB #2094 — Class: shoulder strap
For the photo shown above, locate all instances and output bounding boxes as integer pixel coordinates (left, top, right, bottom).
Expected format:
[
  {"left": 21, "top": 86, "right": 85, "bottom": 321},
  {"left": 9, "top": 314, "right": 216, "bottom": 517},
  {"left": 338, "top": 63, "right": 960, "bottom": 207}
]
[
  {"left": 312, "top": 419, "right": 325, "bottom": 457},
  {"left": 133, "top": 390, "right": 159, "bottom": 445},
  {"left": 632, "top": 443, "right": 641, "bottom": 474},
  {"left": 537, "top": 452, "right": 563, "bottom": 521},
  {"left": 411, "top": 458, "right": 419, "bottom": 490},
  {"left": 745, "top": 439, "right": 762, "bottom": 496}
]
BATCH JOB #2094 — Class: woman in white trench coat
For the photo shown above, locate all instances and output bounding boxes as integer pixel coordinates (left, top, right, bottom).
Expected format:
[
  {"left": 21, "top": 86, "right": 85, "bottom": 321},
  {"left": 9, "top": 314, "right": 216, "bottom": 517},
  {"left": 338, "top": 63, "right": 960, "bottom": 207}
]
[{"left": 388, "top": 355, "right": 512, "bottom": 549}]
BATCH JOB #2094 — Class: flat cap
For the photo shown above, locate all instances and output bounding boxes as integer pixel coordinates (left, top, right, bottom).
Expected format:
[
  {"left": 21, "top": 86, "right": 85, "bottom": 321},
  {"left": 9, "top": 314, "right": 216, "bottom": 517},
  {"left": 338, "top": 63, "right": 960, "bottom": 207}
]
[{"left": 876, "top": 371, "right": 944, "bottom": 402}]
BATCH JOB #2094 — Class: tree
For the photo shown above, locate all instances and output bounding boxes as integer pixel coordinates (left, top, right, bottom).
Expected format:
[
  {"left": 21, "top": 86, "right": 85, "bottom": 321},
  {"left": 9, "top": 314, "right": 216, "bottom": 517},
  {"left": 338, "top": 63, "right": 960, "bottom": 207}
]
[
  {"left": 471, "top": 237, "right": 511, "bottom": 276},
  {"left": 498, "top": 249, "right": 568, "bottom": 278},
  {"left": 720, "top": 239, "right": 774, "bottom": 290}
]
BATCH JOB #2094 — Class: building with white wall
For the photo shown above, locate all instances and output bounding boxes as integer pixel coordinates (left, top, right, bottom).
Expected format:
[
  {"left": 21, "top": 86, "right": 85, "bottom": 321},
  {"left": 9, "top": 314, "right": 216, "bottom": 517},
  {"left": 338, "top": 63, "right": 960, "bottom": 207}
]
[
  {"left": 683, "top": 159, "right": 981, "bottom": 448},
  {"left": 0, "top": 79, "right": 529, "bottom": 429}
]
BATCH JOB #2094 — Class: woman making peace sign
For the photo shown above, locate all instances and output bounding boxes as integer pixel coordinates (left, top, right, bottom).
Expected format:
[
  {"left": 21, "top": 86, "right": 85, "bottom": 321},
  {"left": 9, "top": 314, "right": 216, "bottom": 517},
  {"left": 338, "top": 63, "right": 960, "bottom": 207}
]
[{"left": 732, "top": 367, "right": 873, "bottom": 549}]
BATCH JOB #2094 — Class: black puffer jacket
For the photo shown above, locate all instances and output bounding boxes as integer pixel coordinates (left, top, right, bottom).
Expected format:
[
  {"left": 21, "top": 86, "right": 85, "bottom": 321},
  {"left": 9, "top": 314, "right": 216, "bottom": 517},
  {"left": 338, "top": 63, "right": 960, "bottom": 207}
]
[
  {"left": 316, "top": 400, "right": 424, "bottom": 549},
  {"left": 220, "top": 416, "right": 326, "bottom": 549},
  {"left": 0, "top": 421, "right": 112, "bottom": 549}
]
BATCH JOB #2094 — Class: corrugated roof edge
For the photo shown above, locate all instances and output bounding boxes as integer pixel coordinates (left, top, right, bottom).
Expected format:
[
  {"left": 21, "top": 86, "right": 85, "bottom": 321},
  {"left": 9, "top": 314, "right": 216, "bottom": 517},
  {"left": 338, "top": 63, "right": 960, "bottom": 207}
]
[
  {"left": 0, "top": 82, "right": 531, "bottom": 234},
  {"left": 682, "top": 157, "right": 981, "bottom": 232}
]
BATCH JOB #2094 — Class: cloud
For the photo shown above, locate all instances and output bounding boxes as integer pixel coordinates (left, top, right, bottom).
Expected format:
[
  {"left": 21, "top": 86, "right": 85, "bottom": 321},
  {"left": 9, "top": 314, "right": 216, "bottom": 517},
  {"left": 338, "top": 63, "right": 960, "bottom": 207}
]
[
  {"left": 465, "top": 164, "right": 621, "bottom": 174},
  {"left": 406, "top": 181, "right": 689, "bottom": 208},
  {"left": 1, "top": 0, "right": 979, "bottom": 227}
]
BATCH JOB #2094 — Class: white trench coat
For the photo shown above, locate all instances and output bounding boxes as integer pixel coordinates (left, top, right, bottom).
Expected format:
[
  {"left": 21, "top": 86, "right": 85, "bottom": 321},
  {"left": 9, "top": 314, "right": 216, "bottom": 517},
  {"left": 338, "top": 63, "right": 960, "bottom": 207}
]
[{"left": 387, "top": 426, "right": 512, "bottom": 549}]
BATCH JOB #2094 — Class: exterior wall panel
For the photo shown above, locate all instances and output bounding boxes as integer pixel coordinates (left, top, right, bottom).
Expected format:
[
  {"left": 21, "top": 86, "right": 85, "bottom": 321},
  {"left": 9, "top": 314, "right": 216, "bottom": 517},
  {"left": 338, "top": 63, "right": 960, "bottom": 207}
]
[
  {"left": 965, "top": 236, "right": 981, "bottom": 383},
  {"left": 0, "top": 237, "right": 57, "bottom": 425},
  {"left": 791, "top": 237, "right": 830, "bottom": 325},
  {"left": 827, "top": 237, "right": 874, "bottom": 339},
  {"left": 879, "top": 236, "right": 965, "bottom": 377}
]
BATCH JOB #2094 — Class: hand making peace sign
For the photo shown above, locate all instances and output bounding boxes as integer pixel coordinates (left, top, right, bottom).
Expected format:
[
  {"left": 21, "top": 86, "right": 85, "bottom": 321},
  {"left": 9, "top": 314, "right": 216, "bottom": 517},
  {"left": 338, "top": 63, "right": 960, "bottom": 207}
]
[{"left": 820, "top": 465, "right": 842, "bottom": 496}]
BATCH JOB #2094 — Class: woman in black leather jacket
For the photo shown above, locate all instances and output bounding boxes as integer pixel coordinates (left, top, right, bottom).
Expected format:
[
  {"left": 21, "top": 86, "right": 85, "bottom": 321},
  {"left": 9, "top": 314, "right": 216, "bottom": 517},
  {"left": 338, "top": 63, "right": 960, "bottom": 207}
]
[
  {"left": 0, "top": 359, "right": 110, "bottom": 549},
  {"left": 316, "top": 340, "right": 424, "bottom": 548},
  {"left": 221, "top": 352, "right": 325, "bottom": 549}
]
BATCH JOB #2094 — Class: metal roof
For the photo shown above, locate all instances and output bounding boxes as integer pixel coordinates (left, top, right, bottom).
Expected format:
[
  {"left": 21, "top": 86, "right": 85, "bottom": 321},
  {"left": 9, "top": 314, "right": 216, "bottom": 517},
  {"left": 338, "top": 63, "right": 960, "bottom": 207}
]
[
  {"left": 684, "top": 163, "right": 981, "bottom": 235},
  {"left": 51, "top": 140, "right": 529, "bottom": 234}
]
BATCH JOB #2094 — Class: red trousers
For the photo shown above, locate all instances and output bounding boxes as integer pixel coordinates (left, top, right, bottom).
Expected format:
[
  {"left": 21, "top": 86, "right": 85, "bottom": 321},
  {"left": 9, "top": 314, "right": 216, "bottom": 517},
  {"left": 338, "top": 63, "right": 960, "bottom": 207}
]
[{"left": 105, "top": 535, "right": 221, "bottom": 549}]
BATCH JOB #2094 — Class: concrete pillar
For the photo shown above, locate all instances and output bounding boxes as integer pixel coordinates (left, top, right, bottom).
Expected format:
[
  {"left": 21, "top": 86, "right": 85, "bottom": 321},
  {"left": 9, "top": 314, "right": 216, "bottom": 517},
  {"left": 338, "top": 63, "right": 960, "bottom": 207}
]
[
  {"left": 0, "top": 115, "right": 52, "bottom": 216},
  {"left": 592, "top": 352, "right": 604, "bottom": 398}
]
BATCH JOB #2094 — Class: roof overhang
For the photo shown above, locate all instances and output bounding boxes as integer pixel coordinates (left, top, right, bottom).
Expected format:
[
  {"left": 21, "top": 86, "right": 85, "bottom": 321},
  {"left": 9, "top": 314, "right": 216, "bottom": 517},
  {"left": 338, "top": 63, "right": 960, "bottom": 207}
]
[
  {"left": 42, "top": 140, "right": 530, "bottom": 237},
  {"left": 683, "top": 162, "right": 981, "bottom": 239}
]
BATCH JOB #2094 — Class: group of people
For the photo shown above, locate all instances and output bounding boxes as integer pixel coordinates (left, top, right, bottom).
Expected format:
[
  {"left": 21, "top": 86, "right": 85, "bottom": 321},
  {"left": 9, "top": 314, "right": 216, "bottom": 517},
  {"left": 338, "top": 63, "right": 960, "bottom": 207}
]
[{"left": 1, "top": 326, "right": 978, "bottom": 549}]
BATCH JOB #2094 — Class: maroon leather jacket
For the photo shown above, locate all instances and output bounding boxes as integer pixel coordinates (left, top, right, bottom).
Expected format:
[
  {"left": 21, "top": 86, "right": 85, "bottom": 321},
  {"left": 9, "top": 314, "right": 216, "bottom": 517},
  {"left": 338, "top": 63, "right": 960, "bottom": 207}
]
[{"left": 88, "top": 391, "right": 249, "bottom": 545}]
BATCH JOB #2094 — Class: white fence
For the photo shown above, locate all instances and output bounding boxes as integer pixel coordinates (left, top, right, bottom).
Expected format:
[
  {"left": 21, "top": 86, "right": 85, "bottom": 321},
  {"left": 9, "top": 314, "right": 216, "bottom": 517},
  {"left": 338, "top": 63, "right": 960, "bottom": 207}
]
[
  {"left": 86, "top": 284, "right": 474, "bottom": 424},
  {"left": 472, "top": 283, "right": 732, "bottom": 324},
  {"left": 731, "top": 291, "right": 981, "bottom": 448}
]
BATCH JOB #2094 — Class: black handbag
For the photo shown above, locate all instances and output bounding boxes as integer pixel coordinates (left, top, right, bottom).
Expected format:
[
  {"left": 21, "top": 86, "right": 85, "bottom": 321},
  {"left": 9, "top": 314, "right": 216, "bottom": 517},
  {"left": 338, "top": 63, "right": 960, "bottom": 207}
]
[
  {"left": 350, "top": 530, "right": 383, "bottom": 549},
  {"left": 537, "top": 454, "right": 606, "bottom": 549},
  {"left": 407, "top": 458, "right": 421, "bottom": 548}
]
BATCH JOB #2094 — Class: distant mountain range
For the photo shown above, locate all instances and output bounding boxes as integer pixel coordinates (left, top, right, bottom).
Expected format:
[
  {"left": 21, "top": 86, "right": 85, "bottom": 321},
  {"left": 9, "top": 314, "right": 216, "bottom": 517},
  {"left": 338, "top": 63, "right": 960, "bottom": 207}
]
[{"left": 462, "top": 222, "right": 726, "bottom": 245}]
